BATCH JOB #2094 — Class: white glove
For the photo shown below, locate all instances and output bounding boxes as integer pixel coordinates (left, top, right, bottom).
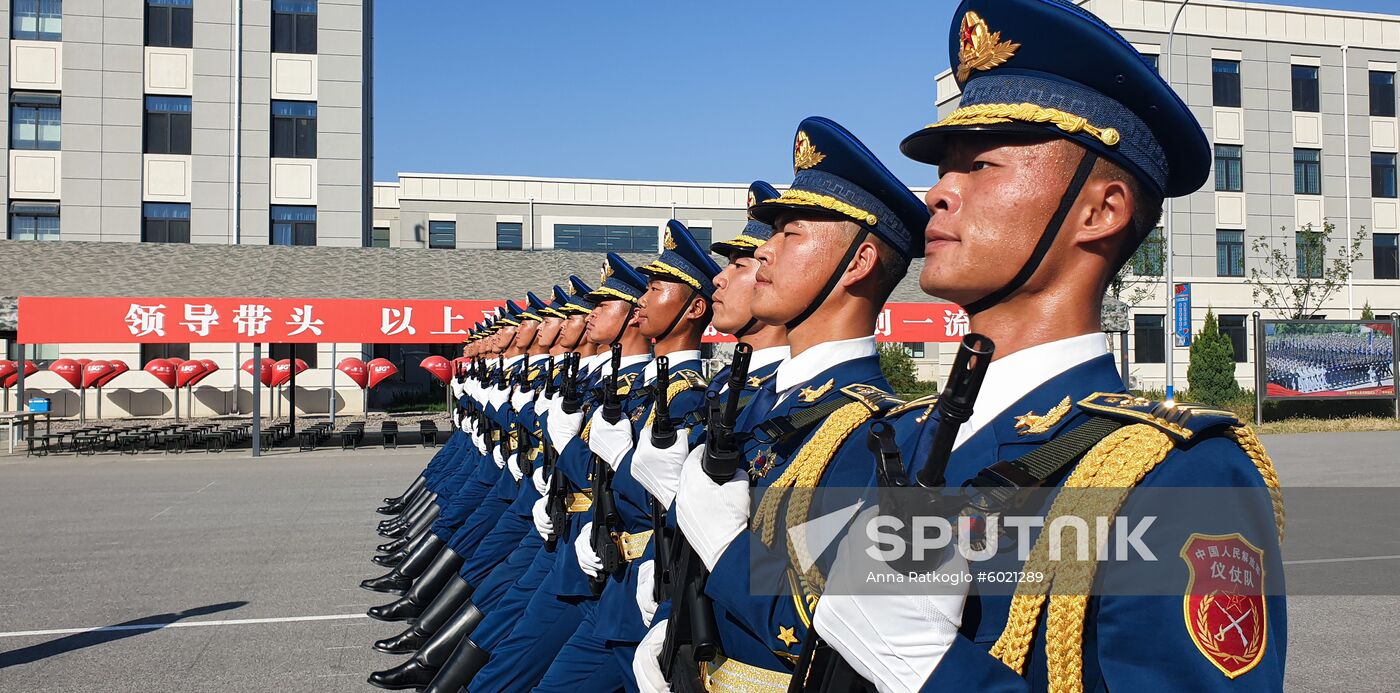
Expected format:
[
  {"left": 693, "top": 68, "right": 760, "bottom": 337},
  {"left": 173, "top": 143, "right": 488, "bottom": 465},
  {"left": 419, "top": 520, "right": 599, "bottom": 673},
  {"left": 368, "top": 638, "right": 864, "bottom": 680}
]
[
  {"left": 632, "top": 424, "right": 690, "bottom": 508},
  {"left": 532, "top": 496, "right": 553, "bottom": 539},
  {"left": 470, "top": 429, "right": 484, "bottom": 455},
  {"left": 575, "top": 522, "right": 603, "bottom": 577},
  {"left": 532, "top": 466, "right": 550, "bottom": 496},
  {"left": 492, "top": 446, "right": 506, "bottom": 469},
  {"left": 589, "top": 409, "right": 634, "bottom": 471},
  {"left": 636, "top": 560, "right": 659, "bottom": 627},
  {"left": 813, "top": 510, "right": 969, "bottom": 693},
  {"left": 675, "top": 444, "right": 750, "bottom": 572},
  {"left": 486, "top": 386, "right": 507, "bottom": 410},
  {"left": 634, "top": 620, "right": 672, "bottom": 693},
  {"left": 510, "top": 388, "right": 532, "bottom": 413},
  {"left": 546, "top": 400, "right": 585, "bottom": 456},
  {"left": 451, "top": 379, "right": 464, "bottom": 399},
  {"left": 507, "top": 453, "right": 524, "bottom": 481}
]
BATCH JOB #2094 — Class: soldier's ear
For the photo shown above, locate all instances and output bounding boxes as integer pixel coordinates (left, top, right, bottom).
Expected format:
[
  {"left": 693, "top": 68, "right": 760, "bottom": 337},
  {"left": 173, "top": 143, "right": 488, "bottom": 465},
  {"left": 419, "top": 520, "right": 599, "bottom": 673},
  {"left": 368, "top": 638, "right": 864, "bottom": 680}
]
[{"left": 1072, "top": 175, "right": 1134, "bottom": 247}]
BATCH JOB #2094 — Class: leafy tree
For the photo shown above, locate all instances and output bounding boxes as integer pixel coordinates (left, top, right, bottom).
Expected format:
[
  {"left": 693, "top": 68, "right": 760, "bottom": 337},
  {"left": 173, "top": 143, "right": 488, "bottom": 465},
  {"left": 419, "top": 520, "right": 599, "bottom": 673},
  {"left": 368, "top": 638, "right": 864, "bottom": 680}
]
[
  {"left": 1245, "top": 220, "right": 1367, "bottom": 319},
  {"left": 1187, "top": 308, "right": 1240, "bottom": 406},
  {"left": 1361, "top": 301, "right": 1375, "bottom": 320},
  {"left": 879, "top": 343, "right": 920, "bottom": 395}
]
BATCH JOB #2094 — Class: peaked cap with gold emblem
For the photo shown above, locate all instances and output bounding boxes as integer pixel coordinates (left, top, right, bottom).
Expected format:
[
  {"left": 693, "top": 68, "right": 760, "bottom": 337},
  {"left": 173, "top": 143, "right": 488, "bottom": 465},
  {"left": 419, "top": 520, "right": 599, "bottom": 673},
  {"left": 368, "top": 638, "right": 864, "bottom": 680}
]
[
  {"left": 712, "top": 181, "right": 780, "bottom": 257},
  {"left": 586, "top": 252, "right": 647, "bottom": 305},
  {"left": 639, "top": 220, "right": 724, "bottom": 299},
  {"left": 751, "top": 116, "right": 930, "bottom": 259},
  {"left": 903, "top": 0, "right": 1209, "bottom": 198},
  {"left": 563, "top": 275, "right": 596, "bottom": 315}
]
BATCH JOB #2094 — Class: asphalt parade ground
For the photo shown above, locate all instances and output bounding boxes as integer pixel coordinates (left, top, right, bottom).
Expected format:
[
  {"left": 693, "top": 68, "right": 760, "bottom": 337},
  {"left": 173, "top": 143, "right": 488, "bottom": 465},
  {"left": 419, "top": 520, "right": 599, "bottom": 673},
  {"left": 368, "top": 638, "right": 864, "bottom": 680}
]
[{"left": 0, "top": 433, "right": 1397, "bottom": 692}]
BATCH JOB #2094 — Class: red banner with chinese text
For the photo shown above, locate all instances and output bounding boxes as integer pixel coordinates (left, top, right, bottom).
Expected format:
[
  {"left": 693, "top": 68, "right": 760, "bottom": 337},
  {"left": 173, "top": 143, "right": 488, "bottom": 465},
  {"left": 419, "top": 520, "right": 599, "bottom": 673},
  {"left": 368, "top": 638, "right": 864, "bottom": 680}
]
[{"left": 18, "top": 297, "right": 972, "bottom": 344}]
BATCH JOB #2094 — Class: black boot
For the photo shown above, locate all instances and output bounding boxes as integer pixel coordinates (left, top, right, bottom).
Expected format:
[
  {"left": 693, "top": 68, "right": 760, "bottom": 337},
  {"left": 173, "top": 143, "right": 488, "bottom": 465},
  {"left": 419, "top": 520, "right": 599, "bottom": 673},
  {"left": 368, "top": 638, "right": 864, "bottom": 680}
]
[
  {"left": 380, "top": 499, "right": 438, "bottom": 537},
  {"left": 384, "top": 476, "right": 426, "bottom": 505},
  {"left": 373, "top": 549, "right": 408, "bottom": 568},
  {"left": 367, "top": 658, "right": 439, "bottom": 691},
  {"left": 416, "top": 600, "right": 486, "bottom": 668},
  {"left": 421, "top": 639, "right": 490, "bottom": 693},
  {"left": 360, "top": 572, "right": 412, "bottom": 595},
  {"left": 373, "top": 576, "right": 474, "bottom": 648},
  {"left": 377, "top": 501, "right": 406, "bottom": 515},
  {"left": 378, "top": 535, "right": 411, "bottom": 554},
  {"left": 361, "top": 535, "right": 444, "bottom": 593},
  {"left": 369, "top": 551, "right": 466, "bottom": 622}
]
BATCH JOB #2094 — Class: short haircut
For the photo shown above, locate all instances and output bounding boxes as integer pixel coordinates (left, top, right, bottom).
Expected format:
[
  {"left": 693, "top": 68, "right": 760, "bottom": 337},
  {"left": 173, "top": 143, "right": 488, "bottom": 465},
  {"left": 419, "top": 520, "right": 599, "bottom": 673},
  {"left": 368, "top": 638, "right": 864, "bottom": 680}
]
[{"left": 1093, "top": 155, "right": 1165, "bottom": 275}]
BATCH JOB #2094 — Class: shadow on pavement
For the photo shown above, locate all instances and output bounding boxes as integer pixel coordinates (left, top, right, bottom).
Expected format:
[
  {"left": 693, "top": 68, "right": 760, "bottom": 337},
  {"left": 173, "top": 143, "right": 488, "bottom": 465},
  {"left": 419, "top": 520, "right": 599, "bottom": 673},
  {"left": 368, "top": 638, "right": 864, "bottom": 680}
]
[{"left": 0, "top": 600, "right": 248, "bottom": 668}]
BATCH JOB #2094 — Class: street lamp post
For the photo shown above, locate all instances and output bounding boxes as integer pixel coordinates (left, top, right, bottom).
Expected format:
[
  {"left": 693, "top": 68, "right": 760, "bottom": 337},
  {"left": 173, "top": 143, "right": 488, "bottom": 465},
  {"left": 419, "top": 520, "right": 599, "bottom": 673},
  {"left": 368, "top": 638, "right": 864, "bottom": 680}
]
[{"left": 1163, "top": 0, "right": 1194, "bottom": 402}]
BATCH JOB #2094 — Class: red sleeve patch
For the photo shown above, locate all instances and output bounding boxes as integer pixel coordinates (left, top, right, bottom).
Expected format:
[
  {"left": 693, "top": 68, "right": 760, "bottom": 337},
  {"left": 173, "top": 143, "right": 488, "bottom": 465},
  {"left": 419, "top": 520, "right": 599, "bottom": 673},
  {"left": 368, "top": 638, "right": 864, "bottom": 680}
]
[{"left": 1180, "top": 532, "right": 1269, "bottom": 679}]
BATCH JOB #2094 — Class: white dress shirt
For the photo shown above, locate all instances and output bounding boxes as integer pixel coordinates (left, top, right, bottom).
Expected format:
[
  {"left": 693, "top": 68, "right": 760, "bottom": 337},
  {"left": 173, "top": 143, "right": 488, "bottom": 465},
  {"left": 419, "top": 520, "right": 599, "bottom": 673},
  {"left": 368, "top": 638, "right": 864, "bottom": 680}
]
[{"left": 641, "top": 349, "right": 702, "bottom": 385}]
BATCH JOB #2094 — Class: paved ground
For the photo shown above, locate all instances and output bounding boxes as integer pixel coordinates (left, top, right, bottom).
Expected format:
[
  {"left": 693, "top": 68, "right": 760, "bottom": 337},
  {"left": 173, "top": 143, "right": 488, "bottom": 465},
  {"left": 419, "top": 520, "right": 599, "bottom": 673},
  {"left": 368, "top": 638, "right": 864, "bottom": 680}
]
[{"left": 0, "top": 431, "right": 1396, "bottom": 691}]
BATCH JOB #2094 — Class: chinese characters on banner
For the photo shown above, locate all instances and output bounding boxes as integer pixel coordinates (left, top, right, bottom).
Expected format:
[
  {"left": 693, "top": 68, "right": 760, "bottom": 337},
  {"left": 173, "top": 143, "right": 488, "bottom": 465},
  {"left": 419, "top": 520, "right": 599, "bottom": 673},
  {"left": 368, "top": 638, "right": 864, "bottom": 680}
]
[{"left": 19, "top": 297, "right": 971, "bottom": 344}]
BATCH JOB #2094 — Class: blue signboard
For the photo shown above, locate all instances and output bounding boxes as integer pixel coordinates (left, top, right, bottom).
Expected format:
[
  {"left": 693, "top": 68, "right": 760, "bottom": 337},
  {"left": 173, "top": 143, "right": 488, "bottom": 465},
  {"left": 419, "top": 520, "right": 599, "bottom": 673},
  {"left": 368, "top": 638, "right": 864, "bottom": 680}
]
[{"left": 1173, "top": 283, "right": 1192, "bottom": 347}]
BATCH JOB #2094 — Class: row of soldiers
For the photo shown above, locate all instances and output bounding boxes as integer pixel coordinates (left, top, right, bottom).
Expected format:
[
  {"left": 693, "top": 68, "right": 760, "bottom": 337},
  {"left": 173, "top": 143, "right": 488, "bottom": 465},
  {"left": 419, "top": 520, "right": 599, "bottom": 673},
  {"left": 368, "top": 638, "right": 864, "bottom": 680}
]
[{"left": 358, "top": 1, "right": 1287, "bottom": 691}]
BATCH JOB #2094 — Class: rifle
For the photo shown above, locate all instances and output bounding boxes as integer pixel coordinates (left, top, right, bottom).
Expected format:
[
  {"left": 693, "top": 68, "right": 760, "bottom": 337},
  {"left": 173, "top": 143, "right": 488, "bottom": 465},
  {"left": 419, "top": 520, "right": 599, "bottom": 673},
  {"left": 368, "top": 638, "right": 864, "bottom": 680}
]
[
  {"left": 590, "top": 343, "right": 626, "bottom": 595},
  {"left": 789, "top": 333, "right": 995, "bottom": 693},
  {"left": 700, "top": 342, "right": 753, "bottom": 483},
  {"left": 663, "top": 345, "right": 753, "bottom": 689},
  {"left": 544, "top": 356, "right": 558, "bottom": 398},
  {"left": 649, "top": 356, "right": 674, "bottom": 604},
  {"left": 545, "top": 352, "right": 582, "bottom": 550}
]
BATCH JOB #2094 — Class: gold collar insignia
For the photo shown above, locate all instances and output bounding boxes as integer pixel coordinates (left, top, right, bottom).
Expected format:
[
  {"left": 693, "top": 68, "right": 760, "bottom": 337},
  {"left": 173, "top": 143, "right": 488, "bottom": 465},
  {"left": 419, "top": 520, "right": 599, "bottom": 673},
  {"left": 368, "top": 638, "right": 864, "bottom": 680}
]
[
  {"left": 1014, "top": 396, "right": 1072, "bottom": 436},
  {"left": 956, "top": 11, "right": 1020, "bottom": 82},
  {"left": 793, "top": 131, "right": 826, "bottom": 172},
  {"left": 797, "top": 378, "right": 834, "bottom": 404}
]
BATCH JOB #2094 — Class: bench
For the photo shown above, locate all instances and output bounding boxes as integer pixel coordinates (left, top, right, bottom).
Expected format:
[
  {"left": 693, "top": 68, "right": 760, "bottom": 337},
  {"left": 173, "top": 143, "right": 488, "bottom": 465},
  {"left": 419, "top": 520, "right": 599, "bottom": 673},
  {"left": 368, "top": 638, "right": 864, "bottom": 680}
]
[
  {"left": 418, "top": 420, "right": 439, "bottom": 448},
  {"left": 380, "top": 421, "right": 399, "bottom": 449},
  {"left": 338, "top": 421, "right": 366, "bottom": 450}
]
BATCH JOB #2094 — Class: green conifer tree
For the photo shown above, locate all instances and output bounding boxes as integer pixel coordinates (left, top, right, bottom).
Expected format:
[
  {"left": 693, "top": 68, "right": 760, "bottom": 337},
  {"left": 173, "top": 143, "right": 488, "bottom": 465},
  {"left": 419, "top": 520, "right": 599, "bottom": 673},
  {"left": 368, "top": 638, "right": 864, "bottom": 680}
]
[{"left": 1187, "top": 308, "right": 1240, "bottom": 406}]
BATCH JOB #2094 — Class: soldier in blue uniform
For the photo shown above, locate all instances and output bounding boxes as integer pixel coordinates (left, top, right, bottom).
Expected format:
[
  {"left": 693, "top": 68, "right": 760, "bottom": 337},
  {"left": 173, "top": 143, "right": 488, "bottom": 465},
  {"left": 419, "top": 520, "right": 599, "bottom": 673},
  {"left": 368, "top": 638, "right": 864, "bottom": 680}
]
[
  {"left": 809, "top": 2, "right": 1287, "bottom": 691},
  {"left": 653, "top": 116, "right": 930, "bottom": 690},
  {"left": 632, "top": 181, "right": 793, "bottom": 690}
]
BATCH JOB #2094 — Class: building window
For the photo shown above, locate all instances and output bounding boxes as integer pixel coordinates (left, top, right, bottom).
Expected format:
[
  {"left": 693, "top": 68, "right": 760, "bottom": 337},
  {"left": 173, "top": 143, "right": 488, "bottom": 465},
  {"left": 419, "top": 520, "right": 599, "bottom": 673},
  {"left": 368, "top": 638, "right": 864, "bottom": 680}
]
[
  {"left": 10, "top": 92, "right": 60, "bottom": 151},
  {"left": 1291, "top": 64, "right": 1320, "bottom": 112},
  {"left": 1373, "top": 152, "right": 1398, "bottom": 199},
  {"left": 496, "top": 222, "right": 523, "bottom": 250},
  {"left": 271, "top": 206, "right": 316, "bottom": 246},
  {"left": 1296, "top": 230, "right": 1325, "bottom": 279},
  {"left": 272, "top": 0, "right": 317, "bottom": 54},
  {"left": 1375, "top": 234, "right": 1399, "bottom": 280},
  {"left": 1142, "top": 53, "right": 1159, "bottom": 73},
  {"left": 1133, "top": 314, "right": 1165, "bottom": 364},
  {"left": 902, "top": 342, "right": 925, "bottom": 358},
  {"left": 1371, "top": 71, "right": 1397, "bottom": 118},
  {"left": 553, "top": 224, "right": 658, "bottom": 252},
  {"left": 371, "top": 225, "right": 390, "bottom": 248},
  {"left": 6, "top": 343, "right": 60, "bottom": 366},
  {"left": 1216, "top": 230, "right": 1245, "bottom": 277},
  {"left": 688, "top": 227, "right": 713, "bottom": 251},
  {"left": 141, "top": 343, "right": 190, "bottom": 364},
  {"left": 145, "top": 0, "right": 193, "bottom": 49},
  {"left": 141, "top": 203, "right": 190, "bottom": 243},
  {"left": 1218, "top": 315, "right": 1248, "bottom": 363},
  {"left": 1294, "top": 148, "right": 1321, "bottom": 195},
  {"left": 12, "top": 0, "right": 62, "bottom": 41},
  {"left": 271, "top": 101, "right": 317, "bottom": 158},
  {"left": 270, "top": 343, "right": 318, "bottom": 369},
  {"left": 8, "top": 202, "right": 59, "bottom": 241},
  {"left": 1129, "top": 227, "right": 1164, "bottom": 276},
  {"left": 428, "top": 220, "right": 456, "bottom": 249},
  {"left": 1212, "top": 60, "right": 1241, "bottom": 108},
  {"left": 143, "top": 96, "right": 192, "bottom": 155},
  {"left": 1214, "top": 144, "right": 1243, "bottom": 192}
]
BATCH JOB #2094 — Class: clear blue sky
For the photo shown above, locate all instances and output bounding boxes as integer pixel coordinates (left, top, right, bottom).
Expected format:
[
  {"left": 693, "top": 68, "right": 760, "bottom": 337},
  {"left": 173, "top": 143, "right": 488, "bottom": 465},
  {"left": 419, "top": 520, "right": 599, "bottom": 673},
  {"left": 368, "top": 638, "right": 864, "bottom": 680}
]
[{"left": 372, "top": 0, "right": 1398, "bottom": 186}]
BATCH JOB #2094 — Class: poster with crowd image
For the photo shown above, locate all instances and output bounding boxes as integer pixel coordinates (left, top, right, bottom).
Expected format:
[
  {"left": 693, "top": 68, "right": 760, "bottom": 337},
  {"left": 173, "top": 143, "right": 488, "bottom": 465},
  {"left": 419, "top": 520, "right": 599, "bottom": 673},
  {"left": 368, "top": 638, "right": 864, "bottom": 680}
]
[{"left": 1261, "top": 320, "right": 1398, "bottom": 399}]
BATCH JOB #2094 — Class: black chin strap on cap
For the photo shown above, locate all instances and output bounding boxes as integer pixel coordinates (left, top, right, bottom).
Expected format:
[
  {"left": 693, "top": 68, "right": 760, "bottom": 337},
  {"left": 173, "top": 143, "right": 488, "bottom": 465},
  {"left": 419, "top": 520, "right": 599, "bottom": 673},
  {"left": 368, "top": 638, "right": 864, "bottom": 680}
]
[
  {"left": 609, "top": 304, "right": 632, "bottom": 348},
  {"left": 653, "top": 287, "right": 699, "bottom": 343},
  {"left": 734, "top": 317, "right": 759, "bottom": 339},
  {"left": 961, "top": 150, "right": 1100, "bottom": 316},
  {"left": 785, "top": 227, "right": 871, "bottom": 331}
]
